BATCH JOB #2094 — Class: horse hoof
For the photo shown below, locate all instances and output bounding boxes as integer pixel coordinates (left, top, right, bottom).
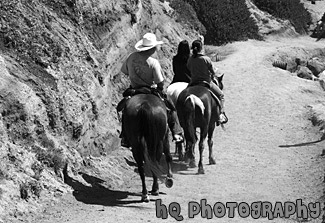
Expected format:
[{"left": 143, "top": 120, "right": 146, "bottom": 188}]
[
  {"left": 209, "top": 157, "right": 216, "bottom": 165},
  {"left": 165, "top": 177, "right": 173, "bottom": 188},
  {"left": 141, "top": 194, "right": 150, "bottom": 202},
  {"left": 198, "top": 168, "right": 205, "bottom": 174},
  {"left": 189, "top": 160, "right": 197, "bottom": 168}
]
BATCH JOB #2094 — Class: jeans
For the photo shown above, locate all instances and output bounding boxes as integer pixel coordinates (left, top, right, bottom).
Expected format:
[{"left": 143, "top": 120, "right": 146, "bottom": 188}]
[{"left": 210, "top": 82, "right": 224, "bottom": 101}]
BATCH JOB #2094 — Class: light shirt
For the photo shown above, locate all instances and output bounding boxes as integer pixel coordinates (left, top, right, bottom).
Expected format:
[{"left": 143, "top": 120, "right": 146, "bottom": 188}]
[{"left": 121, "top": 52, "right": 164, "bottom": 88}]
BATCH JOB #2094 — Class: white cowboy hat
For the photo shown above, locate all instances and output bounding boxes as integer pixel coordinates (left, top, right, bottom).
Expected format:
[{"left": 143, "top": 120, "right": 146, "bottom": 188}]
[{"left": 134, "top": 33, "right": 164, "bottom": 51}]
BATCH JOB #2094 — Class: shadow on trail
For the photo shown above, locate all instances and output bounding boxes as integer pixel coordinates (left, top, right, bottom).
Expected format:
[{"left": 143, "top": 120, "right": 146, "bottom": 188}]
[
  {"left": 279, "top": 138, "right": 324, "bottom": 148},
  {"left": 63, "top": 168, "right": 153, "bottom": 208}
]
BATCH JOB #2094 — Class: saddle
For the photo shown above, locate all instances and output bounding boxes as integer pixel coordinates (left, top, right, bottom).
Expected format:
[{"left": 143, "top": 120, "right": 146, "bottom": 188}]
[{"left": 116, "top": 86, "right": 175, "bottom": 114}]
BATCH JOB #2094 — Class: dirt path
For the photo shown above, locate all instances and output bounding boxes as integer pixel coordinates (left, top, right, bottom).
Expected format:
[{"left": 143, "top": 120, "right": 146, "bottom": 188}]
[{"left": 24, "top": 36, "right": 325, "bottom": 223}]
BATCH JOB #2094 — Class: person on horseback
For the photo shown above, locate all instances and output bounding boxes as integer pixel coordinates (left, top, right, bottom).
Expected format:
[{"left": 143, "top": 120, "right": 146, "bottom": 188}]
[
  {"left": 187, "top": 39, "right": 227, "bottom": 124},
  {"left": 171, "top": 35, "right": 204, "bottom": 84},
  {"left": 119, "top": 32, "right": 184, "bottom": 147},
  {"left": 171, "top": 40, "right": 191, "bottom": 84}
]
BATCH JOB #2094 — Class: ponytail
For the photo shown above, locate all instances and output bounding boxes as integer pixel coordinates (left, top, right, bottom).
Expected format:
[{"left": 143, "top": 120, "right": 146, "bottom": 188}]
[
  {"left": 192, "top": 47, "right": 199, "bottom": 58},
  {"left": 191, "top": 40, "right": 202, "bottom": 58}
]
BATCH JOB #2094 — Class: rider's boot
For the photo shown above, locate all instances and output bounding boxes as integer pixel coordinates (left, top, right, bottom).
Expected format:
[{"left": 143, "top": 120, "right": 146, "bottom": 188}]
[
  {"left": 120, "top": 116, "right": 131, "bottom": 148},
  {"left": 168, "top": 110, "right": 184, "bottom": 143},
  {"left": 219, "top": 99, "right": 228, "bottom": 124}
]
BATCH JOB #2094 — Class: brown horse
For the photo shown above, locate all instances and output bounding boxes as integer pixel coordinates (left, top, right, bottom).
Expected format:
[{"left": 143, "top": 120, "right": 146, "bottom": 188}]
[
  {"left": 176, "top": 85, "right": 221, "bottom": 174},
  {"left": 168, "top": 75, "right": 224, "bottom": 162},
  {"left": 122, "top": 94, "right": 173, "bottom": 202}
]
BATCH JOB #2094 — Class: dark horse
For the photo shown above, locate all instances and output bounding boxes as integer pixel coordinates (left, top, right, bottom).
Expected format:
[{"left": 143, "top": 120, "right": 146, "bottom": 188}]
[
  {"left": 176, "top": 85, "right": 221, "bottom": 174},
  {"left": 167, "top": 75, "right": 224, "bottom": 162},
  {"left": 123, "top": 94, "right": 173, "bottom": 202}
]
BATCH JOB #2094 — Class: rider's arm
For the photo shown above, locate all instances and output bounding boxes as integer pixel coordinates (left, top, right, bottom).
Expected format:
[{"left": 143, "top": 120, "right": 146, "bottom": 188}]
[
  {"left": 152, "top": 59, "right": 165, "bottom": 84},
  {"left": 206, "top": 57, "right": 216, "bottom": 79}
]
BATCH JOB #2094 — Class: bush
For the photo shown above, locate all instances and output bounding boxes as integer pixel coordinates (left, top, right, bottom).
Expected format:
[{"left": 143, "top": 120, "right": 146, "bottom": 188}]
[
  {"left": 182, "top": 0, "right": 261, "bottom": 45},
  {"left": 33, "top": 146, "right": 66, "bottom": 175},
  {"left": 253, "top": 0, "right": 312, "bottom": 34},
  {"left": 20, "top": 181, "right": 42, "bottom": 200},
  {"left": 169, "top": 0, "right": 206, "bottom": 34}
]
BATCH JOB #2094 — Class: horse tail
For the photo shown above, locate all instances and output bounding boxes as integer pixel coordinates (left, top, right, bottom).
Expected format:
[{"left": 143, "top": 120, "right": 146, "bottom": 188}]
[
  {"left": 185, "top": 95, "right": 205, "bottom": 115},
  {"left": 184, "top": 94, "right": 205, "bottom": 141},
  {"left": 138, "top": 103, "right": 157, "bottom": 156},
  {"left": 138, "top": 103, "right": 164, "bottom": 179}
]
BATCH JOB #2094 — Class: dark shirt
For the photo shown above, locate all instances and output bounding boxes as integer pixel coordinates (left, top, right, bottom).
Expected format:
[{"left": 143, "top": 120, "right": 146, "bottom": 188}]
[
  {"left": 171, "top": 55, "right": 191, "bottom": 83},
  {"left": 187, "top": 54, "right": 215, "bottom": 84}
]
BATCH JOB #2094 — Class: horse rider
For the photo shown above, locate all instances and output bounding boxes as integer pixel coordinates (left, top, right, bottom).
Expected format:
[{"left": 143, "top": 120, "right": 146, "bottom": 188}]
[
  {"left": 171, "top": 35, "right": 205, "bottom": 84},
  {"left": 119, "top": 32, "right": 184, "bottom": 148},
  {"left": 187, "top": 39, "right": 227, "bottom": 124},
  {"left": 171, "top": 40, "right": 192, "bottom": 84}
]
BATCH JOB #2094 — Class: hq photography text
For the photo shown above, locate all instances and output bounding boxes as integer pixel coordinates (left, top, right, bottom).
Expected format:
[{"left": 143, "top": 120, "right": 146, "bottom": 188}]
[{"left": 155, "top": 199, "right": 322, "bottom": 221}]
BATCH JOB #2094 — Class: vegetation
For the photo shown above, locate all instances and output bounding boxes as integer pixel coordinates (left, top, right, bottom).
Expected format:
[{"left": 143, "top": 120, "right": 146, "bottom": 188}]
[
  {"left": 252, "top": 0, "right": 312, "bottom": 34},
  {"left": 171, "top": 0, "right": 261, "bottom": 45},
  {"left": 20, "top": 181, "right": 42, "bottom": 200},
  {"left": 33, "top": 146, "right": 66, "bottom": 175},
  {"left": 169, "top": 0, "right": 206, "bottom": 34}
]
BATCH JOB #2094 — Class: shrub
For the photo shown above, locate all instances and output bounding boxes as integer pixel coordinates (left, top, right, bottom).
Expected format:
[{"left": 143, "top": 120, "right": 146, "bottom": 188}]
[
  {"left": 20, "top": 181, "right": 42, "bottom": 200},
  {"left": 33, "top": 147, "right": 66, "bottom": 175},
  {"left": 183, "top": 0, "right": 261, "bottom": 45},
  {"left": 253, "top": 0, "right": 312, "bottom": 34},
  {"left": 169, "top": 0, "right": 206, "bottom": 34},
  {"left": 31, "top": 161, "right": 44, "bottom": 180}
]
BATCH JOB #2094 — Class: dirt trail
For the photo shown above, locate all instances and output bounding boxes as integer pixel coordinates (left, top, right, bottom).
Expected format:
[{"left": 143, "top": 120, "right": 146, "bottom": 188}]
[{"left": 24, "top": 36, "right": 325, "bottom": 223}]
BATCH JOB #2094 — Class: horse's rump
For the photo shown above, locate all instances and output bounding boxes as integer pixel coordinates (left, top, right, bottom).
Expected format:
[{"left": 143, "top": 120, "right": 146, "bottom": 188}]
[
  {"left": 166, "top": 82, "right": 188, "bottom": 106},
  {"left": 177, "top": 85, "right": 218, "bottom": 127},
  {"left": 124, "top": 94, "right": 167, "bottom": 142},
  {"left": 123, "top": 94, "right": 168, "bottom": 162}
]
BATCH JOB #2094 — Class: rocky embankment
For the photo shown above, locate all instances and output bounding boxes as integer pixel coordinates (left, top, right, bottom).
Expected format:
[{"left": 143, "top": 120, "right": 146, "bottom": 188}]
[{"left": 0, "top": 0, "right": 200, "bottom": 219}]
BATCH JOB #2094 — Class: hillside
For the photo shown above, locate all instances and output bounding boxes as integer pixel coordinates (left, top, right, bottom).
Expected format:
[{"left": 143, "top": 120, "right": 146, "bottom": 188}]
[
  {"left": 1, "top": 0, "right": 325, "bottom": 222},
  {"left": 0, "top": 0, "right": 201, "bottom": 220}
]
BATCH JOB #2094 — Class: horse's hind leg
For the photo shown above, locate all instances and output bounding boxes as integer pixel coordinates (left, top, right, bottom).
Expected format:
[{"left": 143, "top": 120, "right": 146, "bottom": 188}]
[
  {"left": 176, "top": 142, "right": 184, "bottom": 161},
  {"left": 151, "top": 172, "right": 159, "bottom": 196},
  {"left": 185, "top": 141, "right": 196, "bottom": 168},
  {"left": 163, "top": 135, "right": 173, "bottom": 178},
  {"left": 198, "top": 129, "right": 208, "bottom": 174},
  {"left": 208, "top": 123, "right": 216, "bottom": 165},
  {"left": 184, "top": 129, "right": 196, "bottom": 168},
  {"left": 150, "top": 141, "right": 164, "bottom": 196},
  {"left": 132, "top": 147, "right": 149, "bottom": 202}
]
